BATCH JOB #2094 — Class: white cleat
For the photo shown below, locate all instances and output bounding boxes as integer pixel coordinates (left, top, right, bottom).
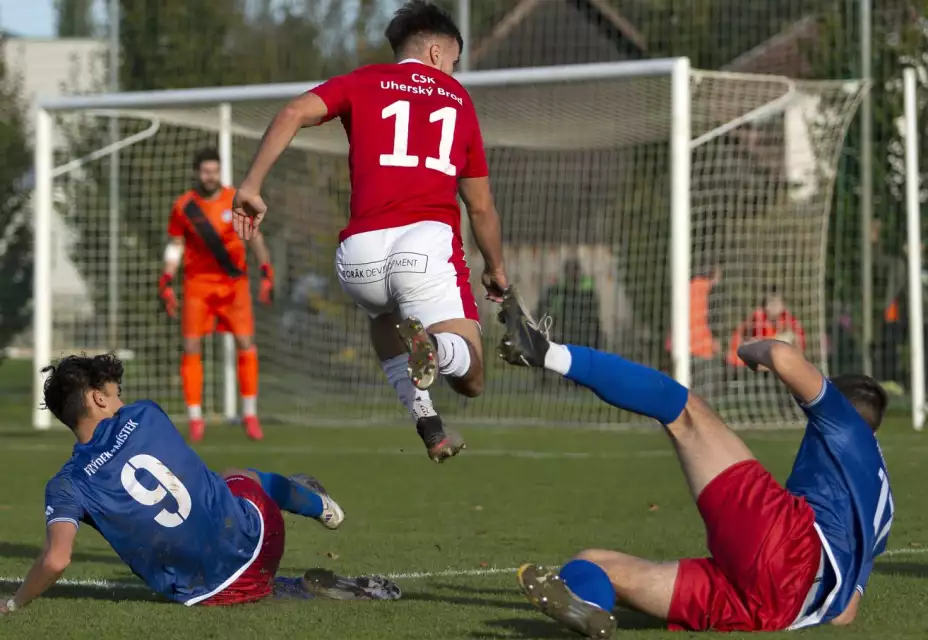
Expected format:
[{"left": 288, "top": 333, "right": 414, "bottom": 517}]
[{"left": 288, "top": 474, "right": 345, "bottom": 530}]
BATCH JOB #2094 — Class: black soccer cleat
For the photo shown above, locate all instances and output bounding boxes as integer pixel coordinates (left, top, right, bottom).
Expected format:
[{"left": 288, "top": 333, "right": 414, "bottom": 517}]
[
  {"left": 416, "top": 414, "right": 466, "bottom": 463},
  {"left": 497, "top": 286, "right": 552, "bottom": 367},
  {"left": 517, "top": 563, "right": 617, "bottom": 639},
  {"left": 300, "top": 568, "right": 402, "bottom": 601}
]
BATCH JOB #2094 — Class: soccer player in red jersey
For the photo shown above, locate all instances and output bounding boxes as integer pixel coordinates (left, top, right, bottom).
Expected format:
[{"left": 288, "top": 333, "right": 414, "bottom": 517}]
[
  {"left": 160, "top": 148, "right": 274, "bottom": 442},
  {"left": 232, "top": 1, "right": 508, "bottom": 462}
]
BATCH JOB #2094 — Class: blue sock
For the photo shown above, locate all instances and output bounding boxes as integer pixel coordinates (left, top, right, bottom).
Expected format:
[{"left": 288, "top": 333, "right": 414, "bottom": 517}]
[
  {"left": 250, "top": 470, "right": 324, "bottom": 518},
  {"left": 559, "top": 559, "right": 615, "bottom": 611},
  {"left": 564, "top": 345, "right": 688, "bottom": 425}
]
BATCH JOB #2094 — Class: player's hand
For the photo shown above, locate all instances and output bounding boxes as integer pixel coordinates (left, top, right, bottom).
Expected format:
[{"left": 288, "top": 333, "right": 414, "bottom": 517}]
[
  {"left": 0, "top": 599, "right": 14, "bottom": 615},
  {"left": 482, "top": 267, "right": 509, "bottom": 303},
  {"left": 158, "top": 273, "right": 178, "bottom": 318},
  {"left": 259, "top": 264, "right": 274, "bottom": 305},
  {"left": 738, "top": 338, "right": 771, "bottom": 372},
  {"left": 232, "top": 187, "right": 267, "bottom": 241}
]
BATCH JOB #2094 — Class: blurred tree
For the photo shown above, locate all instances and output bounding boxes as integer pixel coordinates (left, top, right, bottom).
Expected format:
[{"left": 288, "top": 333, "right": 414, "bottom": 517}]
[
  {"left": 56, "top": 0, "right": 97, "bottom": 38},
  {"left": 0, "top": 41, "right": 33, "bottom": 355}
]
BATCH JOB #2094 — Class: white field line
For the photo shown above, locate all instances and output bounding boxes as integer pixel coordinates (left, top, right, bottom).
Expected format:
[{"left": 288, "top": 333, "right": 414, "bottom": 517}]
[{"left": 1, "top": 547, "right": 925, "bottom": 593}]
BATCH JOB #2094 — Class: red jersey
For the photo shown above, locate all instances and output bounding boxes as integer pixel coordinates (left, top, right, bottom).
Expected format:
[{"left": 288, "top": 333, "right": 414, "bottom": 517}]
[
  {"left": 310, "top": 61, "right": 489, "bottom": 242},
  {"left": 167, "top": 187, "right": 247, "bottom": 282}
]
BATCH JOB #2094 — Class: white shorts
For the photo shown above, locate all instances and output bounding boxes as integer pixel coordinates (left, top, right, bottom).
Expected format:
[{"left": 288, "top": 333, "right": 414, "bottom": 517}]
[{"left": 335, "top": 221, "right": 479, "bottom": 328}]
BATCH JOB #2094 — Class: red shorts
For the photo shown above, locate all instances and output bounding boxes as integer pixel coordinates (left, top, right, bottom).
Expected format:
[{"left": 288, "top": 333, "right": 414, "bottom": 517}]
[
  {"left": 182, "top": 277, "right": 254, "bottom": 338},
  {"left": 198, "top": 475, "right": 286, "bottom": 606},
  {"left": 668, "top": 460, "right": 822, "bottom": 632}
]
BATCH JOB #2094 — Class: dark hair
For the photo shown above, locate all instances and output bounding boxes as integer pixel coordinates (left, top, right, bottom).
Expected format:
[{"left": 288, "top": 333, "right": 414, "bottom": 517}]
[
  {"left": 192, "top": 147, "right": 220, "bottom": 170},
  {"left": 385, "top": 1, "right": 463, "bottom": 57},
  {"left": 42, "top": 354, "right": 124, "bottom": 430},
  {"left": 832, "top": 373, "right": 888, "bottom": 431}
]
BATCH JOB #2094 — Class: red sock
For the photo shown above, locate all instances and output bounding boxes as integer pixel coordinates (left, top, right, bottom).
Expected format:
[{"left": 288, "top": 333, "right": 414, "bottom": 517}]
[
  {"left": 238, "top": 347, "right": 259, "bottom": 416},
  {"left": 181, "top": 353, "right": 203, "bottom": 414}
]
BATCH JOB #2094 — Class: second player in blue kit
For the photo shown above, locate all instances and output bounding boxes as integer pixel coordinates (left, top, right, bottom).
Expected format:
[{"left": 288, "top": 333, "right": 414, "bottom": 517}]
[{"left": 497, "top": 288, "right": 893, "bottom": 636}]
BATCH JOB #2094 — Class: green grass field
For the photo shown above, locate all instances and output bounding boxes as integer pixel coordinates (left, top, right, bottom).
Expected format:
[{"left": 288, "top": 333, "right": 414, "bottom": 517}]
[{"left": 0, "top": 387, "right": 926, "bottom": 638}]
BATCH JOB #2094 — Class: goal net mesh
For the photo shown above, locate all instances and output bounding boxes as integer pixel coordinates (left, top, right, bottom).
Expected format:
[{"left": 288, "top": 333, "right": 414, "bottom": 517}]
[{"left": 46, "top": 69, "right": 864, "bottom": 427}]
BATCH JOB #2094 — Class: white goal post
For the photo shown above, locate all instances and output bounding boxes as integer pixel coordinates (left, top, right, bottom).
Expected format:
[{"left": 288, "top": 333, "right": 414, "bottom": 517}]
[
  {"left": 903, "top": 67, "right": 925, "bottom": 431},
  {"left": 32, "top": 58, "right": 865, "bottom": 429}
]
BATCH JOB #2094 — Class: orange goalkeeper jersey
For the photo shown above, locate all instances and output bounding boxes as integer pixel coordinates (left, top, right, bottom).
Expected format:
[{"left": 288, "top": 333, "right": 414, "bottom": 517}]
[{"left": 168, "top": 187, "right": 247, "bottom": 282}]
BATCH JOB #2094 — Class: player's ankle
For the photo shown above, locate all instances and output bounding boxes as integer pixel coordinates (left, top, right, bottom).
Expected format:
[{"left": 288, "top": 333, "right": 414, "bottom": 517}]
[{"left": 544, "top": 343, "right": 572, "bottom": 375}]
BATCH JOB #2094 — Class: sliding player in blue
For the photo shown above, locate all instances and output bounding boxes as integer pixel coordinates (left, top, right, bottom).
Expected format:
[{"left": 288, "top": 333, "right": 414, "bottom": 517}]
[
  {"left": 0, "top": 354, "right": 399, "bottom": 615},
  {"left": 497, "top": 288, "right": 893, "bottom": 637}
]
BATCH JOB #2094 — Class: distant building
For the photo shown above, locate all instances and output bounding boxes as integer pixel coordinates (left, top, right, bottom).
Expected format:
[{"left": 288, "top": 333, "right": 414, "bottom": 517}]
[{"left": 4, "top": 37, "right": 107, "bottom": 348}]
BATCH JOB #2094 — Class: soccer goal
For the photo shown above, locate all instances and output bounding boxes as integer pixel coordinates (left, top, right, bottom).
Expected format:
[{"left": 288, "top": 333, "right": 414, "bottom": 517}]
[{"left": 32, "top": 58, "right": 866, "bottom": 429}]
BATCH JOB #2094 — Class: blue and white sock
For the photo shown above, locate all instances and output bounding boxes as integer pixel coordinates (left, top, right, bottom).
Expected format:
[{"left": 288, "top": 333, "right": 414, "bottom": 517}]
[
  {"left": 250, "top": 470, "right": 324, "bottom": 518},
  {"left": 545, "top": 343, "right": 688, "bottom": 425},
  {"left": 559, "top": 559, "right": 616, "bottom": 611}
]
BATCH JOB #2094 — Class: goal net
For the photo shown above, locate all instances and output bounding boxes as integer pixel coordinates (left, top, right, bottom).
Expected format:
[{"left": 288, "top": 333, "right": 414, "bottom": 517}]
[{"left": 33, "top": 59, "right": 865, "bottom": 428}]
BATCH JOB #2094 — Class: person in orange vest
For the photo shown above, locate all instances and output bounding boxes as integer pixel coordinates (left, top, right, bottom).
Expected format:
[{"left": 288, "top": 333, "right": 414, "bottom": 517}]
[
  {"left": 727, "top": 288, "right": 806, "bottom": 367},
  {"left": 665, "top": 265, "right": 722, "bottom": 390}
]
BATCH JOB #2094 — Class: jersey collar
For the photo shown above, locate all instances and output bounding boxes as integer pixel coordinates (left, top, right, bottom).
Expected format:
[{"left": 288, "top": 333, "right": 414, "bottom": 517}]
[{"left": 398, "top": 58, "right": 426, "bottom": 65}]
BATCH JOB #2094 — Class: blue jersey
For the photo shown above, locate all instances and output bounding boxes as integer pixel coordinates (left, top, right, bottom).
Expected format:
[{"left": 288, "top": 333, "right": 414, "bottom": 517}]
[
  {"left": 785, "top": 381, "right": 894, "bottom": 628},
  {"left": 44, "top": 401, "right": 263, "bottom": 605}
]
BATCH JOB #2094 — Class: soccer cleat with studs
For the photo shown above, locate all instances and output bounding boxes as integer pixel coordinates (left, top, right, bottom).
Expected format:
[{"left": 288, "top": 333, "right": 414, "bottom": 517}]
[
  {"left": 300, "top": 568, "right": 402, "bottom": 601},
  {"left": 397, "top": 317, "right": 438, "bottom": 390},
  {"left": 497, "top": 287, "right": 553, "bottom": 368},
  {"left": 288, "top": 473, "right": 345, "bottom": 529},
  {"left": 517, "top": 563, "right": 617, "bottom": 639},
  {"left": 416, "top": 415, "right": 466, "bottom": 463}
]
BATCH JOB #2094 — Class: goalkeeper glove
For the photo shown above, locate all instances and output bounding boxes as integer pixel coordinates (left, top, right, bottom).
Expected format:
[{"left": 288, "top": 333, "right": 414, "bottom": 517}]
[
  {"left": 158, "top": 273, "right": 178, "bottom": 318},
  {"left": 259, "top": 263, "right": 274, "bottom": 305}
]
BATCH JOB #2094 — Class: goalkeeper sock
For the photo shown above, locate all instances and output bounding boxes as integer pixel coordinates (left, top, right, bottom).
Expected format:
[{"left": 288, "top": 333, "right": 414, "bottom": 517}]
[
  {"left": 559, "top": 559, "right": 616, "bottom": 612},
  {"left": 382, "top": 355, "right": 437, "bottom": 420},
  {"left": 432, "top": 332, "right": 471, "bottom": 378},
  {"left": 557, "top": 344, "right": 688, "bottom": 425},
  {"left": 181, "top": 353, "right": 203, "bottom": 419},
  {"left": 237, "top": 347, "right": 259, "bottom": 417},
  {"left": 250, "top": 470, "right": 324, "bottom": 518}
]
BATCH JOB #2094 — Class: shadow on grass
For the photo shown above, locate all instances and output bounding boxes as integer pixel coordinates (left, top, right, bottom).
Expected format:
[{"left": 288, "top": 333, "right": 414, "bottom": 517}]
[
  {"left": 402, "top": 588, "right": 534, "bottom": 612},
  {"left": 874, "top": 561, "right": 928, "bottom": 579},
  {"left": 0, "top": 579, "right": 164, "bottom": 604},
  {"left": 0, "top": 542, "right": 123, "bottom": 565},
  {"left": 472, "top": 609, "right": 665, "bottom": 639}
]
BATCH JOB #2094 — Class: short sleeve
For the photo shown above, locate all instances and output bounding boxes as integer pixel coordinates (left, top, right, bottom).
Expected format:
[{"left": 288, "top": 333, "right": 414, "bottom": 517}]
[
  {"left": 309, "top": 74, "right": 352, "bottom": 123},
  {"left": 461, "top": 107, "right": 489, "bottom": 179},
  {"left": 167, "top": 200, "right": 186, "bottom": 238},
  {"left": 45, "top": 474, "right": 85, "bottom": 530},
  {"left": 800, "top": 380, "right": 873, "bottom": 443}
]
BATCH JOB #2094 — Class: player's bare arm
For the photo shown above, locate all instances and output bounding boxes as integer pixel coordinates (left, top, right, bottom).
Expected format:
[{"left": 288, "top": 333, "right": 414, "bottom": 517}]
[
  {"left": 233, "top": 92, "right": 329, "bottom": 240},
  {"left": 248, "top": 231, "right": 275, "bottom": 305},
  {"left": 459, "top": 176, "right": 507, "bottom": 302},
  {"left": 1, "top": 522, "right": 76, "bottom": 614},
  {"left": 737, "top": 338, "right": 824, "bottom": 403}
]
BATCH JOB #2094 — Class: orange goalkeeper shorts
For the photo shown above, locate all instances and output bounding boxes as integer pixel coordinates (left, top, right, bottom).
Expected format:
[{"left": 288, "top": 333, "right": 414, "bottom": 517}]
[{"left": 182, "top": 277, "right": 254, "bottom": 338}]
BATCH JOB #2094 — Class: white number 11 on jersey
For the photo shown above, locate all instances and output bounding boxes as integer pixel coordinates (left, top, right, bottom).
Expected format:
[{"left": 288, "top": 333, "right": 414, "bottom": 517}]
[{"left": 380, "top": 100, "right": 458, "bottom": 176}]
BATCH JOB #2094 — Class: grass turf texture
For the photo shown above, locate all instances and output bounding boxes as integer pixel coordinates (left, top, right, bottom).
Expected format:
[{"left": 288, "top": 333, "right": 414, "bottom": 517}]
[{"left": 0, "top": 415, "right": 926, "bottom": 638}]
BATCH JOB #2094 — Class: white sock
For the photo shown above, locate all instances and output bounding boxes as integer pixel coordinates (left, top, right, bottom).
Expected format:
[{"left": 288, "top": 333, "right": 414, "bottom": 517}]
[
  {"left": 188, "top": 405, "right": 203, "bottom": 420},
  {"left": 544, "top": 342, "right": 572, "bottom": 375},
  {"left": 432, "top": 332, "right": 472, "bottom": 378},
  {"left": 382, "top": 355, "right": 437, "bottom": 420},
  {"left": 242, "top": 396, "right": 257, "bottom": 417}
]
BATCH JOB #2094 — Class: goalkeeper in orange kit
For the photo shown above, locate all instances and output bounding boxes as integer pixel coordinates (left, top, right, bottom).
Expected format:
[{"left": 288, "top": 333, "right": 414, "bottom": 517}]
[{"left": 159, "top": 148, "right": 274, "bottom": 442}]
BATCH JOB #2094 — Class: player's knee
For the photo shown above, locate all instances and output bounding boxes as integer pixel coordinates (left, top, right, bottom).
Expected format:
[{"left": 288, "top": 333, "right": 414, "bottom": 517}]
[
  {"left": 235, "top": 335, "right": 253, "bottom": 350},
  {"left": 665, "top": 393, "right": 711, "bottom": 436},
  {"left": 183, "top": 339, "right": 202, "bottom": 355},
  {"left": 448, "top": 362, "right": 484, "bottom": 397}
]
